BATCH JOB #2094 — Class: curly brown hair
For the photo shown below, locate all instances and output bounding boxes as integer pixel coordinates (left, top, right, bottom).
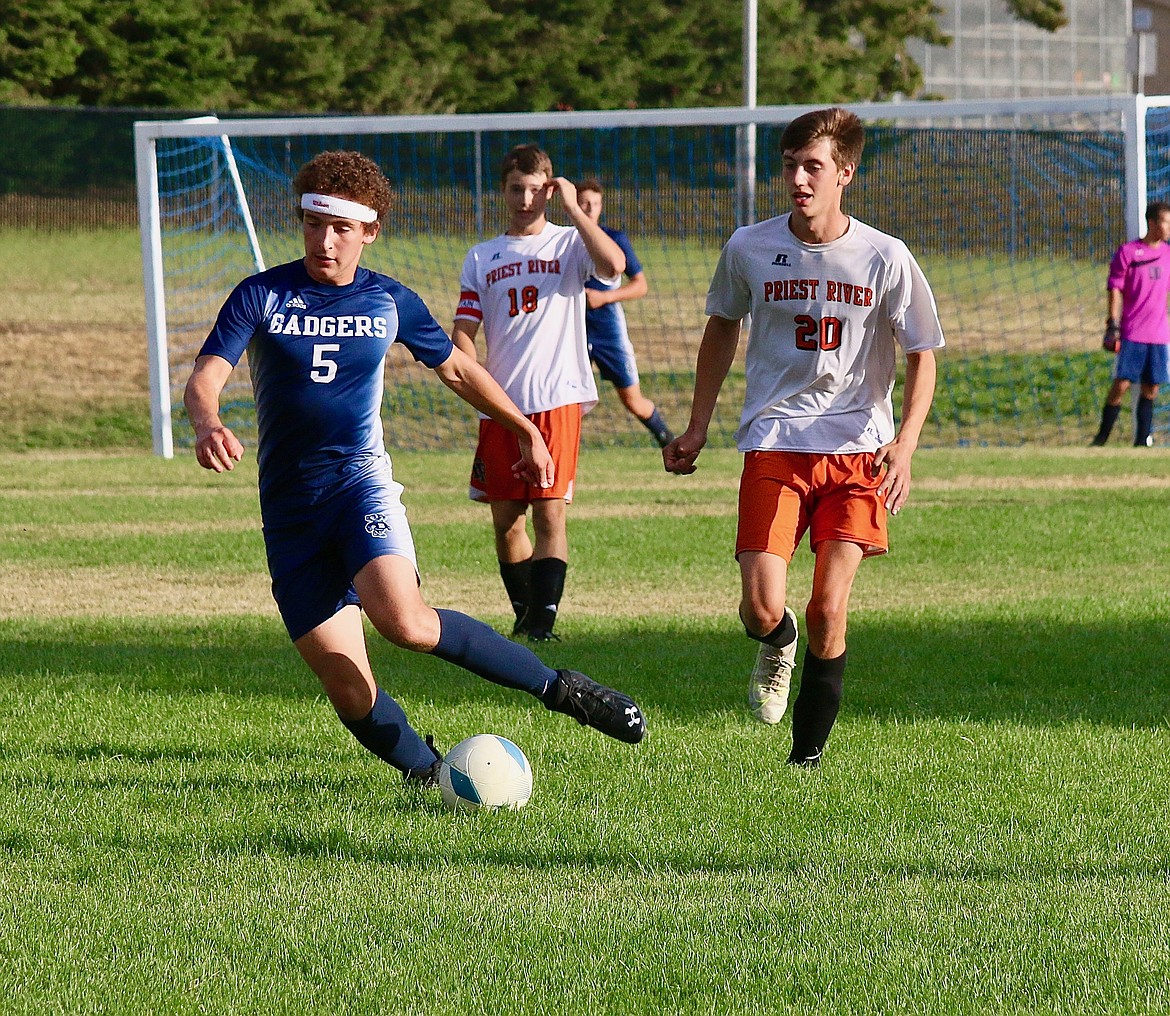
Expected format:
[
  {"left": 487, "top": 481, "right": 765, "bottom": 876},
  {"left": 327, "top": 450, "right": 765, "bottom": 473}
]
[{"left": 293, "top": 150, "right": 394, "bottom": 224}]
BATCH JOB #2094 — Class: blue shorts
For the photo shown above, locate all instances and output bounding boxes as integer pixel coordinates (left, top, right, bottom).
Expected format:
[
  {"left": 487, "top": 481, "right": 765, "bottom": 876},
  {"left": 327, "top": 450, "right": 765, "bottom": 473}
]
[
  {"left": 587, "top": 321, "right": 640, "bottom": 390},
  {"left": 1115, "top": 339, "right": 1170, "bottom": 385},
  {"left": 263, "top": 462, "right": 417, "bottom": 642}
]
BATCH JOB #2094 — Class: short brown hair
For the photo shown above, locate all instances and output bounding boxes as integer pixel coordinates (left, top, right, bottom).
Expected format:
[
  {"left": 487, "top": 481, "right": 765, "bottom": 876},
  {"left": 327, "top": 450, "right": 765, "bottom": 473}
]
[
  {"left": 293, "top": 150, "right": 393, "bottom": 224},
  {"left": 577, "top": 177, "right": 603, "bottom": 196},
  {"left": 500, "top": 143, "right": 554, "bottom": 184},
  {"left": 780, "top": 107, "right": 865, "bottom": 170}
]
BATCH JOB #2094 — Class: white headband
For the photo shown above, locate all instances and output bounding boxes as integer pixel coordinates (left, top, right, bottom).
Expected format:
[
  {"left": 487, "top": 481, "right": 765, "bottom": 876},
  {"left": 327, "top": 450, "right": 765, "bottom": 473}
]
[{"left": 300, "top": 193, "right": 378, "bottom": 223}]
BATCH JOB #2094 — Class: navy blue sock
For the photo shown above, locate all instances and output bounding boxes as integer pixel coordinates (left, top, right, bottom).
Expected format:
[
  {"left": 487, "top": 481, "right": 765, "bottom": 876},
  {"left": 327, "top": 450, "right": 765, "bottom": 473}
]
[
  {"left": 340, "top": 686, "right": 437, "bottom": 774},
  {"left": 638, "top": 407, "right": 675, "bottom": 448},
  {"left": 1095, "top": 403, "right": 1121, "bottom": 442},
  {"left": 1135, "top": 396, "right": 1155, "bottom": 445},
  {"left": 432, "top": 608, "right": 558, "bottom": 703}
]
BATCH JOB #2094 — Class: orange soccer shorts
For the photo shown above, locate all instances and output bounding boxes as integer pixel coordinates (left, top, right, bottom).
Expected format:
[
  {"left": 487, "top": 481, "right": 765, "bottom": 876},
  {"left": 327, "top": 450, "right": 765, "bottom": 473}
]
[
  {"left": 468, "top": 403, "right": 582, "bottom": 504},
  {"left": 735, "top": 450, "right": 889, "bottom": 562}
]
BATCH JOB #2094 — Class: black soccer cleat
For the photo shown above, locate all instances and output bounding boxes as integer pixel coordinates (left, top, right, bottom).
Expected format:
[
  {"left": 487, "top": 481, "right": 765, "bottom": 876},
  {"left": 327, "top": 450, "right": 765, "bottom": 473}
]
[
  {"left": 550, "top": 669, "right": 646, "bottom": 744},
  {"left": 403, "top": 734, "right": 443, "bottom": 788},
  {"left": 526, "top": 628, "right": 561, "bottom": 643},
  {"left": 786, "top": 748, "right": 823, "bottom": 770}
]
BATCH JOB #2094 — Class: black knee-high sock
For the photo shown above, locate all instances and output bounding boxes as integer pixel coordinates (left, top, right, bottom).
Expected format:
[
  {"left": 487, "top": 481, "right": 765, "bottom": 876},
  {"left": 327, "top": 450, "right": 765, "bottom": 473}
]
[
  {"left": 499, "top": 558, "right": 532, "bottom": 624},
  {"left": 637, "top": 407, "right": 675, "bottom": 448},
  {"left": 746, "top": 609, "right": 797, "bottom": 650},
  {"left": 789, "top": 649, "right": 847, "bottom": 762},
  {"left": 527, "top": 557, "right": 567, "bottom": 633},
  {"left": 1135, "top": 397, "right": 1155, "bottom": 445},
  {"left": 1095, "top": 403, "right": 1121, "bottom": 443},
  {"left": 340, "top": 687, "right": 438, "bottom": 774}
]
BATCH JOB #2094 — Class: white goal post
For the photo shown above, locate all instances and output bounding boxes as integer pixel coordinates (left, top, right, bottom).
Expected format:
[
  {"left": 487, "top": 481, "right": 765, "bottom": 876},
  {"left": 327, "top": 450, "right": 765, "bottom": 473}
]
[{"left": 134, "top": 94, "right": 1162, "bottom": 457}]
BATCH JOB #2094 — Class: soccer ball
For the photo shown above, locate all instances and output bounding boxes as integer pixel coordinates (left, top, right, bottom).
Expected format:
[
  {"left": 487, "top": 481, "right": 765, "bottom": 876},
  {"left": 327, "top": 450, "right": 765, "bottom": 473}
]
[{"left": 438, "top": 734, "right": 533, "bottom": 812}]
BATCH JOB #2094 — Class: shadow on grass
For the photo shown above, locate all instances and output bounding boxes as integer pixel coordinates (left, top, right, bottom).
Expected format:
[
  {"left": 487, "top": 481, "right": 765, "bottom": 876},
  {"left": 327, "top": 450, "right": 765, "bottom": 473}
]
[{"left": 0, "top": 611, "right": 1165, "bottom": 729}]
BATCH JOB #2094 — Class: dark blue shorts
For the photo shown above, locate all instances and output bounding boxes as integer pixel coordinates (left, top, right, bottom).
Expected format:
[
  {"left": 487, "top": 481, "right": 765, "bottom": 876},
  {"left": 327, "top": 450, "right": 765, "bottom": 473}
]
[
  {"left": 1115, "top": 339, "right": 1170, "bottom": 385},
  {"left": 263, "top": 462, "right": 417, "bottom": 642},
  {"left": 588, "top": 322, "right": 640, "bottom": 389}
]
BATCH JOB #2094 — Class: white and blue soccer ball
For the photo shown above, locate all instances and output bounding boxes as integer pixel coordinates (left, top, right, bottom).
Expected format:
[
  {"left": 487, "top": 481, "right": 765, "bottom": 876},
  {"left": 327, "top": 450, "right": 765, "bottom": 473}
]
[{"left": 439, "top": 734, "right": 533, "bottom": 812}]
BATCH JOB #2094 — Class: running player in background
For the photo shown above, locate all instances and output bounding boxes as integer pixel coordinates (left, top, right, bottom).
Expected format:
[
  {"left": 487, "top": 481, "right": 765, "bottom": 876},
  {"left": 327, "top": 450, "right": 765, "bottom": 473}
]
[
  {"left": 452, "top": 144, "right": 626, "bottom": 643},
  {"left": 576, "top": 178, "right": 674, "bottom": 448},
  {"left": 663, "top": 107, "right": 944, "bottom": 768},
  {"left": 184, "top": 151, "right": 645, "bottom": 791},
  {"left": 1091, "top": 201, "right": 1170, "bottom": 447}
]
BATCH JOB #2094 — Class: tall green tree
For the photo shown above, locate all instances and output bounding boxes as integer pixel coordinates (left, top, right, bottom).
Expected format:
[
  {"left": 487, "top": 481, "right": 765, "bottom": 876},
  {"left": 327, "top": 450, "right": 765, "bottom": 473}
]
[
  {"left": 0, "top": 0, "right": 1062, "bottom": 113},
  {"left": 0, "top": 0, "right": 92, "bottom": 104}
]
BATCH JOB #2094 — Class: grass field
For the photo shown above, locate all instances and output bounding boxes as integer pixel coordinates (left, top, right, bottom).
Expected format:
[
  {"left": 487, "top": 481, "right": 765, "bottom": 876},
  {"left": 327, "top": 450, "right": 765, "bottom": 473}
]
[{"left": 2, "top": 445, "right": 1169, "bottom": 1014}]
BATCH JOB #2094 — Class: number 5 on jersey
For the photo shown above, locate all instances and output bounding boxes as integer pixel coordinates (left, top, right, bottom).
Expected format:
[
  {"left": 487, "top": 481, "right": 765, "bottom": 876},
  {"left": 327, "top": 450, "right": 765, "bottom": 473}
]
[{"left": 311, "top": 343, "right": 340, "bottom": 383}]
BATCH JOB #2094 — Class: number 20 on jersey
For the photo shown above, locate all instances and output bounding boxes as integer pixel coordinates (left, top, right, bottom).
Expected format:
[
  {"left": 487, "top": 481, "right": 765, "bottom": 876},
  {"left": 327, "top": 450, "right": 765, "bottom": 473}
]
[{"left": 795, "top": 315, "right": 842, "bottom": 350}]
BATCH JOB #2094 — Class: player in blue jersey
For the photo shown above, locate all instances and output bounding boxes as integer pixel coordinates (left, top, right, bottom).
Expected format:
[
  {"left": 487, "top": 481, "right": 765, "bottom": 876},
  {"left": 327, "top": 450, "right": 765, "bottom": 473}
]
[
  {"left": 577, "top": 179, "right": 674, "bottom": 448},
  {"left": 183, "top": 151, "right": 645, "bottom": 788}
]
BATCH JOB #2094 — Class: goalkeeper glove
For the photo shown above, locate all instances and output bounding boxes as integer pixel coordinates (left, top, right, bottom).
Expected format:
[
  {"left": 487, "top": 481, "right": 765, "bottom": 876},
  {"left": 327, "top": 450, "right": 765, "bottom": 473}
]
[{"left": 1102, "top": 320, "right": 1121, "bottom": 353}]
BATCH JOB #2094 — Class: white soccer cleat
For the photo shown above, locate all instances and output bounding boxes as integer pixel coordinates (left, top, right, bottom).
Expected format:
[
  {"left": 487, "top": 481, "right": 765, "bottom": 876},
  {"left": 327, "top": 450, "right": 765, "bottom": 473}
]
[{"left": 747, "top": 606, "right": 799, "bottom": 724}]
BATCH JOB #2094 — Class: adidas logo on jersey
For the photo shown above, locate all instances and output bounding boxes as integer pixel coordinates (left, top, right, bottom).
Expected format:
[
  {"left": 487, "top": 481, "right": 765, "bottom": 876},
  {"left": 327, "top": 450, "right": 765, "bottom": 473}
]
[
  {"left": 772, "top": 253, "right": 790, "bottom": 266},
  {"left": 286, "top": 295, "right": 309, "bottom": 309}
]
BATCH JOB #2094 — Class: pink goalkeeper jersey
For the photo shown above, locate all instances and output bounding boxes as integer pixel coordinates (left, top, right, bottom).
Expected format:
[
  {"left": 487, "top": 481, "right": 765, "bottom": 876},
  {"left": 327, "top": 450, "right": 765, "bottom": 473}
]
[
  {"left": 455, "top": 222, "right": 614, "bottom": 415},
  {"left": 706, "top": 213, "right": 945, "bottom": 454},
  {"left": 1107, "top": 238, "right": 1170, "bottom": 345}
]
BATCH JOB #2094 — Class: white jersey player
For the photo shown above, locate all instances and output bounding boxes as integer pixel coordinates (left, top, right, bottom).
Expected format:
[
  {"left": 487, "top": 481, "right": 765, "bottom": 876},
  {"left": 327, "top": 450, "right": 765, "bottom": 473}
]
[
  {"left": 452, "top": 143, "right": 625, "bottom": 643},
  {"left": 455, "top": 221, "right": 602, "bottom": 417},
  {"left": 664, "top": 107, "right": 944, "bottom": 768},
  {"left": 707, "top": 212, "right": 944, "bottom": 454}
]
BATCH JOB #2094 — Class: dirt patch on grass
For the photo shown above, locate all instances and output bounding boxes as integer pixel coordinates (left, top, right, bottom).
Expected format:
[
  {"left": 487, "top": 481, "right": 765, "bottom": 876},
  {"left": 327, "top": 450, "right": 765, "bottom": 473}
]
[
  {"left": 0, "top": 562, "right": 741, "bottom": 623},
  {"left": 918, "top": 473, "right": 1170, "bottom": 491},
  {"left": 0, "top": 323, "right": 148, "bottom": 413},
  {"left": 0, "top": 564, "right": 273, "bottom": 620}
]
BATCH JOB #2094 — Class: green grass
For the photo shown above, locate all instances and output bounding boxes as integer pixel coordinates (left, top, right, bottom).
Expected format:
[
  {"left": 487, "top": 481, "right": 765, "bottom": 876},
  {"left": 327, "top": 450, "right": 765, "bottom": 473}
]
[{"left": 1, "top": 447, "right": 1169, "bottom": 1013}]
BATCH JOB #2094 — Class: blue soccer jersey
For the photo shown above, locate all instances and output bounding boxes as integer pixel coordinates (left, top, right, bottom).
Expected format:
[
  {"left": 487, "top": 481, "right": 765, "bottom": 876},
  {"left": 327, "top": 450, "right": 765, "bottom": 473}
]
[
  {"left": 198, "top": 260, "right": 453, "bottom": 515},
  {"left": 584, "top": 226, "right": 643, "bottom": 340}
]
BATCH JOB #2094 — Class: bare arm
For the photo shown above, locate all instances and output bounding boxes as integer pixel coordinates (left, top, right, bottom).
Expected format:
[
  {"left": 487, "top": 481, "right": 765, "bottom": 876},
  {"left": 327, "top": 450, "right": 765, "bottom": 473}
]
[
  {"left": 586, "top": 271, "right": 648, "bottom": 310},
  {"left": 873, "top": 349, "right": 937, "bottom": 515},
  {"left": 184, "top": 354, "right": 245, "bottom": 472},
  {"left": 450, "top": 318, "right": 480, "bottom": 359},
  {"left": 550, "top": 177, "right": 626, "bottom": 279},
  {"left": 662, "top": 315, "right": 742, "bottom": 474},
  {"left": 433, "top": 344, "right": 553, "bottom": 489}
]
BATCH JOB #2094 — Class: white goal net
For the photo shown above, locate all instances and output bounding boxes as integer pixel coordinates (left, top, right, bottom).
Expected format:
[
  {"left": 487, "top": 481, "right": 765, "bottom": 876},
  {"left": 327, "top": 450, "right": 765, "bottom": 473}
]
[{"left": 135, "top": 95, "right": 1162, "bottom": 457}]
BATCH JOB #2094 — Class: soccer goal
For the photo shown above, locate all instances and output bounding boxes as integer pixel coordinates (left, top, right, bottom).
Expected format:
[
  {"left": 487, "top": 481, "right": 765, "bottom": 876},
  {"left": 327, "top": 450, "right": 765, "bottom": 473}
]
[{"left": 135, "top": 94, "right": 1166, "bottom": 458}]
